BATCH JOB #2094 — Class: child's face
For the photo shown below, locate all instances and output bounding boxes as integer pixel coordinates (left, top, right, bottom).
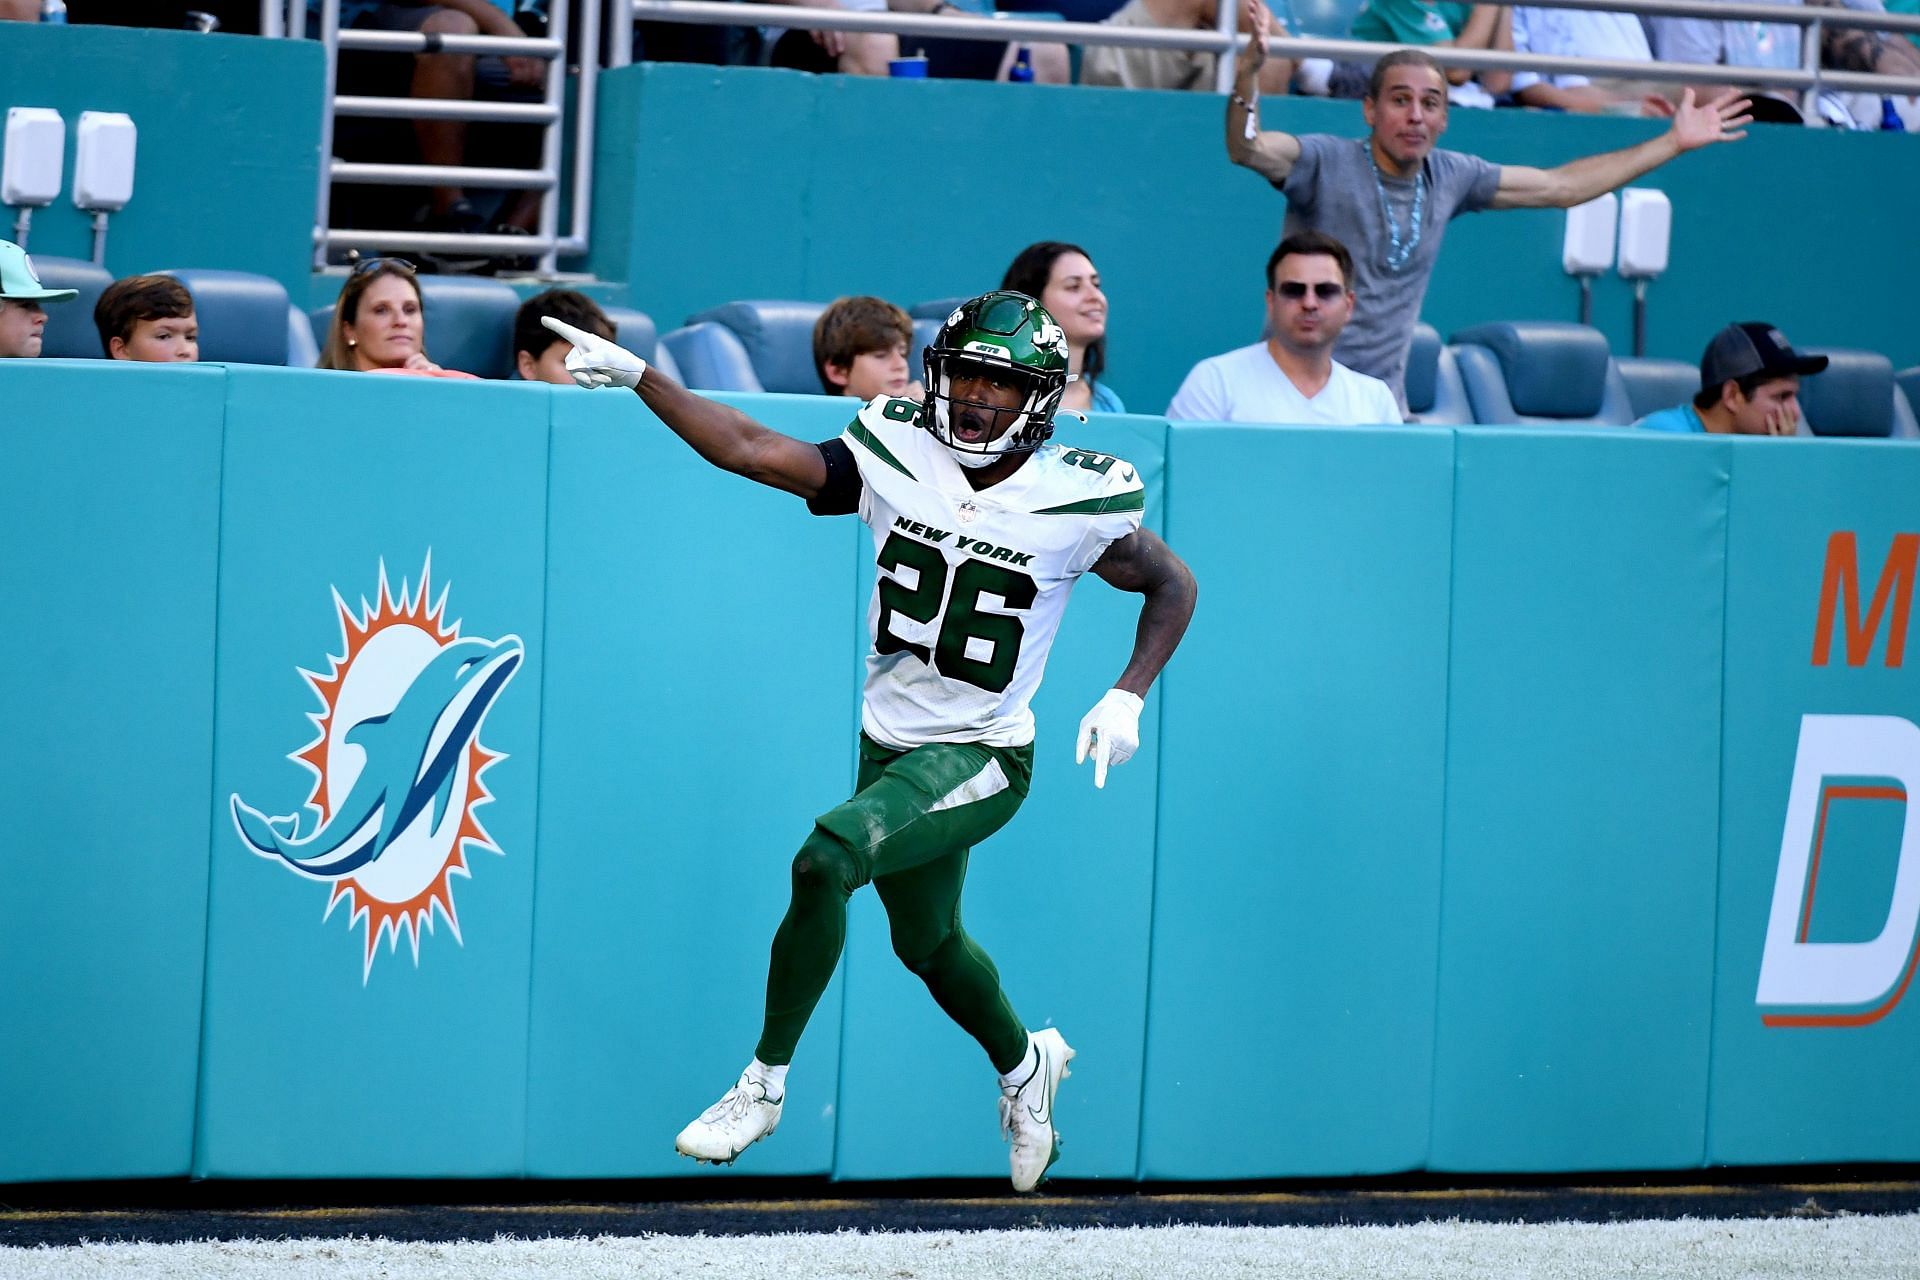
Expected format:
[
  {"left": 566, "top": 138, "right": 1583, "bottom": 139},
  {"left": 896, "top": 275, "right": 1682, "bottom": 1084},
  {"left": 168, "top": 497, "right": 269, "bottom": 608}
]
[
  {"left": 113, "top": 313, "right": 199, "bottom": 362},
  {"left": 519, "top": 339, "right": 575, "bottom": 385},
  {"left": 835, "top": 342, "right": 911, "bottom": 401}
]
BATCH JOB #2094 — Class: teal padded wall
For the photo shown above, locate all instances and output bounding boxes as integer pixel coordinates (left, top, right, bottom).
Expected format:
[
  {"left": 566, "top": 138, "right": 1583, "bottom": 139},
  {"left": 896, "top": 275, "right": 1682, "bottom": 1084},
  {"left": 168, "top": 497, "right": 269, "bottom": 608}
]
[
  {"left": 1428, "top": 431, "right": 1726, "bottom": 1170},
  {"left": 0, "top": 25, "right": 324, "bottom": 303},
  {"left": 1140, "top": 424, "right": 1455, "bottom": 1178},
  {"left": 1708, "top": 441, "right": 1920, "bottom": 1164},
  {"left": 6, "top": 369, "right": 1920, "bottom": 1182},
  {"left": 831, "top": 416, "right": 1167, "bottom": 1181},
  {"left": 194, "top": 368, "right": 549, "bottom": 1176},
  {"left": 524, "top": 391, "right": 861, "bottom": 1178},
  {"left": 591, "top": 65, "right": 1920, "bottom": 416},
  {"left": 0, "top": 361, "right": 223, "bottom": 1181}
]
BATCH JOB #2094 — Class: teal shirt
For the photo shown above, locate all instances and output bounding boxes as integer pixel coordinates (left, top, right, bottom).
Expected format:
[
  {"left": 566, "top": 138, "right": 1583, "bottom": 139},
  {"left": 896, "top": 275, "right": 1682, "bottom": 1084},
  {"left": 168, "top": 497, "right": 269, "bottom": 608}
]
[
  {"left": 1636, "top": 404, "right": 1706, "bottom": 434},
  {"left": 1350, "top": 0, "right": 1472, "bottom": 45},
  {"left": 1090, "top": 380, "right": 1126, "bottom": 415}
]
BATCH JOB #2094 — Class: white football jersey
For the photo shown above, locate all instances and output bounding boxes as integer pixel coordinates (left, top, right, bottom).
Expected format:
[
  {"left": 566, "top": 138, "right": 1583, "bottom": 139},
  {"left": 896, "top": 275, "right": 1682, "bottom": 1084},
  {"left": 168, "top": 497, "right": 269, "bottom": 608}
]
[{"left": 825, "top": 396, "right": 1146, "bottom": 749}]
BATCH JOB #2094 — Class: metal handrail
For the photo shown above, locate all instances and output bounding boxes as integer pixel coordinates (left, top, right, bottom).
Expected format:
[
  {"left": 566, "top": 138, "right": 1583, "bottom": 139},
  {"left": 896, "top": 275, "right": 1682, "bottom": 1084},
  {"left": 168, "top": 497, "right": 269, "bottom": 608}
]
[
  {"left": 333, "top": 97, "right": 562, "bottom": 124},
  {"left": 298, "top": 0, "right": 596, "bottom": 270},
  {"left": 336, "top": 30, "right": 563, "bottom": 57},
  {"left": 623, "top": 0, "right": 1920, "bottom": 96},
  {"left": 332, "top": 162, "right": 559, "bottom": 188}
]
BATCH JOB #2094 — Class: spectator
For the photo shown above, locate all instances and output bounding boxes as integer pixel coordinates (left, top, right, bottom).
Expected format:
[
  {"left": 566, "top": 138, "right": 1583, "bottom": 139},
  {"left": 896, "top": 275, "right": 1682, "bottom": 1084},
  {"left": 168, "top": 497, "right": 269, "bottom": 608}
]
[
  {"left": 768, "top": 0, "right": 1070, "bottom": 82},
  {"left": 1508, "top": 6, "right": 1677, "bottom": 116},
  {"left": 1809, "top": 0, "right": 1920, "bottom": 80},
  {"left": 0, "top": 239, "right": 78, "bottom": 359},
  {"left": 1082, "top": 0, "right": 1294, "bottom": 94},
  {"left": 765, "top": 0, "right": 900, "bottom": 76},
  {"left": 311, "top": 1, "right": 545, "bottom": 234},
  {"left": 1347, "top": 1, "right": 1513, "bottom": 103},
  {"left": 1166, "top": 231, "right": 1401, "bottom": 425},
  {"left": 1000, "top": 241, "right": 1124, "bottom": 414},
  {"left": 812, "top": 296, "right": 921, "bottom": 401},
  {"left": 1636, "top": 321, "right": 1827, "bottom": 435},
  {"left": 1646, "top": 0, "right": 1808, "bottom": 122},
  {"left": 1227, "top": 0, "right": 1751, "bottom": 408},
  {"left": 0, "top": 0, "right": 34, "bottom": 18},
  {"left": 514, "top": 287, "right": 614, "bottom": 384},
  {"left": 317, "top": 258, "right": 473, "bottom": 377},
  {"left": 94, "top": 275, "right": 199, "bottom": 362}
]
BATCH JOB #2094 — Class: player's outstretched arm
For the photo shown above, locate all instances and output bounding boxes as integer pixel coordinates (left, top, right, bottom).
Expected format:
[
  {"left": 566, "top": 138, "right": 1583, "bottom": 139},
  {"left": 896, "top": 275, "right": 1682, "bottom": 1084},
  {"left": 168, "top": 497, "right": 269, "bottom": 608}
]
[
  {"left": 1075, "top": 528, "right": 1198, "bottom": 788},
  {"left": 542, "top": 317, "right": 826, "bottom": 500},
  {"left": 1488, "top": 87, "right": 1751, "bottom": 210}
]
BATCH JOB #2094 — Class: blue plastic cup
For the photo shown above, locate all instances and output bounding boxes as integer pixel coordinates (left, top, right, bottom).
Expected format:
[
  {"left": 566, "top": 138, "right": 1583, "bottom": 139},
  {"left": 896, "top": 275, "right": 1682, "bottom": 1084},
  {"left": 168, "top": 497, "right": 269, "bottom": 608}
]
[{"left": 889, "top": 55, "right": 929, "bottom": 78}]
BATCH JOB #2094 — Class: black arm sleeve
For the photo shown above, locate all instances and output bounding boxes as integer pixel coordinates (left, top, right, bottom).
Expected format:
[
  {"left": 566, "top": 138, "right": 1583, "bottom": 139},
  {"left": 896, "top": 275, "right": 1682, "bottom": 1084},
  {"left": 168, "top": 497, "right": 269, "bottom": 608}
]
[{"left": 806, "top": 438, "right": 863, "bottom": 517}]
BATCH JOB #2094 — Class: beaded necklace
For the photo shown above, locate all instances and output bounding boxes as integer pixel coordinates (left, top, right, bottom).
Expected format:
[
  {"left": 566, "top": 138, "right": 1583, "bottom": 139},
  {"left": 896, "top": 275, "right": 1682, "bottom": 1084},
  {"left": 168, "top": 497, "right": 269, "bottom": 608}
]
[{"left": 1367, "top": 144, "right": 1426, "bottom": 273}]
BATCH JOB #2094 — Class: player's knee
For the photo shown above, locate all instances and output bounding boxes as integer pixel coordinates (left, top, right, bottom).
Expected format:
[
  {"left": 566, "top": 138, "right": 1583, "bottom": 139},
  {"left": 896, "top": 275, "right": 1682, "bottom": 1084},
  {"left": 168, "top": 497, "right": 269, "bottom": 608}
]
[
  {"left": 790, "top": 829, "right": 859, "bottom": 898},
  {"left": 892, "top": 923, "right": 954, "bottom": 974}
]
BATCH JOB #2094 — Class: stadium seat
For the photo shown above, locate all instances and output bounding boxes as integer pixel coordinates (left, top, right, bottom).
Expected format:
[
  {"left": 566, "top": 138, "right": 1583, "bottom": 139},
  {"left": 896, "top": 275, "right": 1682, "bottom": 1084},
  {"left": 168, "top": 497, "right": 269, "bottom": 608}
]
[
  {"left": 31, "top": 255, "right": 113, "bottom": 358},
  {"left": 910, "top": 297, "right": 968, "bottom": 321},
  {"left": 659, "top": 321, "right": 763, "bottom": 392},
  {"left": 1799, "top": 347, "right": 1899, "bottom": 438},
  {"left": 1896, "top": 387, "right": 1919, "bottom": 441},
  {"left": 684, "top": 300, "right": 827, "bottom": 394},
  {"left": 286, "top": 304, "right": 319, "bottom": 368},
  {"left": 1450, "top": 321, "right": 1634, "bottom": 427},
  {"left": 157, "top": 268, "right": 294, "bottom": 365},
  {"left": 602, "top": 305, "right": 660, "bottom": 363},
  {"left": 1896, "top": 367, "right": 1920, "bottom": 436},
  {"left": 1404, "top": 323, "right": 1472, "bottom": 424},
  {"left": 1616, "top": 356, "right": 1700, "bottom": 422},
  {"left": 416, "top": 276, "right": 521, "bottom": 379}
]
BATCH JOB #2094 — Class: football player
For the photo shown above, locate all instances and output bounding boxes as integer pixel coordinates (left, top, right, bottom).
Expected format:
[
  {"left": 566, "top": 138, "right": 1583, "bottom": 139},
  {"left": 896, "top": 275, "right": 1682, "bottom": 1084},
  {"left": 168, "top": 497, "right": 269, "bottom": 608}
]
[{"left": 542, "top": 291, "right": 1197, "bottom": 1191}]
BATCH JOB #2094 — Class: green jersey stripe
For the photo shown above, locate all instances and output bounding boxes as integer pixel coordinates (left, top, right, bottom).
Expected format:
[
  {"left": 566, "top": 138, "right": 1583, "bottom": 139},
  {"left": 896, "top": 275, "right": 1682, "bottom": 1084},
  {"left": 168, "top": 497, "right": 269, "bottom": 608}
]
[
  {"left": 848, "top": 421, "right": 917, "bottom": 479},
  {"left": 1031, "top": 490, "right": 1146, "bottom": 516}
]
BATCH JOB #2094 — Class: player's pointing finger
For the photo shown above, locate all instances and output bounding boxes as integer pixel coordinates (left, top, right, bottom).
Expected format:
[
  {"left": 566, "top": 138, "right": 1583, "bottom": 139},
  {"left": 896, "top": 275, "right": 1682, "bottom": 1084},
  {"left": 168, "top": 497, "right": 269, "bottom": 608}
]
[{"left": 541, "top": 316, "right": 596, "bottom": 347}]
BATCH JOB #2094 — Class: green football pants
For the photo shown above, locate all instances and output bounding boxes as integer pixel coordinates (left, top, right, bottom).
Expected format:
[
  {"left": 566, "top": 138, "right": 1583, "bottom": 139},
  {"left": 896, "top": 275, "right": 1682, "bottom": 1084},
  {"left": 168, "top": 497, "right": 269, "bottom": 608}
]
[{"left": 756, "top": 733, "right": 1034, "bottom": 1075}]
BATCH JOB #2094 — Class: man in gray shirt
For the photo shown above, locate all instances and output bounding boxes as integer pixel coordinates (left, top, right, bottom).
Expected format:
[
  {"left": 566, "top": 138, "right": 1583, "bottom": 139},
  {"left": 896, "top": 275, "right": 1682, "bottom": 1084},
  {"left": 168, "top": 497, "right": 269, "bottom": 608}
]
[{"left": 1224, "top": 0, "right": 1753, "bottom": 408}]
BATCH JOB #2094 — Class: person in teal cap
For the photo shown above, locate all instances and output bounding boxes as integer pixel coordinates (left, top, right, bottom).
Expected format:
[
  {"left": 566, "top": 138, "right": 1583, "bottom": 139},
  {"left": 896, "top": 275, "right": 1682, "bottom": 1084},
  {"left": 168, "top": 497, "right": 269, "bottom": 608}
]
[{"left": 0, "top": 239, "right": 79, "bottom": 359}]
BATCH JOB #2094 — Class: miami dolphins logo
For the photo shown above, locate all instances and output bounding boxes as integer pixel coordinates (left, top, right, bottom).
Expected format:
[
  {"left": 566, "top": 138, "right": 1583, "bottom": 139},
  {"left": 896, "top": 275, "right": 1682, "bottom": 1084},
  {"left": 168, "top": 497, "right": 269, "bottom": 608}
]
[{"left": 230, "top": 556, "right": 522, "bottom": 978}]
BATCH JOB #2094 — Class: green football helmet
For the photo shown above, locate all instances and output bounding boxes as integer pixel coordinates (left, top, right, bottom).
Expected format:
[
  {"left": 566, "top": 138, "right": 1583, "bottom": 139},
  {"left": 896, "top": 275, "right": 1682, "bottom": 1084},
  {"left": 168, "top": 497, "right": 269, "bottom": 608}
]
[{"left": 923, "top": 291, "right": 1071, "bottom": 467}]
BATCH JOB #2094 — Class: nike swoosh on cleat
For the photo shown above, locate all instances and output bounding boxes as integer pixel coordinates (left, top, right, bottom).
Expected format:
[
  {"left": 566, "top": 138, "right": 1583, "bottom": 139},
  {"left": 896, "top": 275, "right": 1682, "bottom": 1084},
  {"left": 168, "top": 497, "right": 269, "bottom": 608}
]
[{"left": 1025, "top": 1046, "right": 1054, "bottom": 1124}]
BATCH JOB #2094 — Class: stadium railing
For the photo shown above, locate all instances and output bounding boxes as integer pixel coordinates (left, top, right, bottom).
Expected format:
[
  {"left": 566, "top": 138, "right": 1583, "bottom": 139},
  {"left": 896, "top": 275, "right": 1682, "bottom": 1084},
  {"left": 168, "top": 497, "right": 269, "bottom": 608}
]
[{"left": 261, "top": 0, "right": 600, "bottom": 274}]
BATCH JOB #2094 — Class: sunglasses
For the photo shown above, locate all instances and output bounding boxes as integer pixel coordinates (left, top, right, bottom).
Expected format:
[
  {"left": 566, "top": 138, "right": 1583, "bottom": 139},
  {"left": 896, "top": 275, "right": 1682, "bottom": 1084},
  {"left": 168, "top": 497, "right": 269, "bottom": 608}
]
[
  {"left": 350, "top": 255, "right": 418, "bottom": 277},
  {"left": 1276, "top": 281, "right": 1346, "bottom": 301}
]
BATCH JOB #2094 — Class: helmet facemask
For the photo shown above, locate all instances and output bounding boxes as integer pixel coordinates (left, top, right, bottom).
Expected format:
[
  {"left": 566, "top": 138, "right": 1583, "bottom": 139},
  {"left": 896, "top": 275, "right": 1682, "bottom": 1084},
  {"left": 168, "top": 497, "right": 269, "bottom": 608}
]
[
  {"left": 925, "top": 353, "right": 1065, "bottom": 467},
  {"left": 921, "top": 292, "right": 1070, "bottom": 469}
]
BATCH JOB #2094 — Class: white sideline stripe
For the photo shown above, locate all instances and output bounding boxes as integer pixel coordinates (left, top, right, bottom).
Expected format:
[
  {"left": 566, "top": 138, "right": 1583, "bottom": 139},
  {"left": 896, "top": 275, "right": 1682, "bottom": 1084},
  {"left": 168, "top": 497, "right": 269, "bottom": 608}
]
[
  {"left": 4, "top": 1216, "right": 1917, "bottom": 1278},
  {"left": 928, "top": 757, "right": 1010, "bottom": 815}
]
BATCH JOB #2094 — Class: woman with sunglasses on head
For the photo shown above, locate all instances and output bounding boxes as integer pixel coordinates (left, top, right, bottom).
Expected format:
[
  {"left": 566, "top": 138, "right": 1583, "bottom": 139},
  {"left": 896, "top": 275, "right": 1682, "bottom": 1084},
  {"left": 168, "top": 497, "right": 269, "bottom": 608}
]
[
  {"left": 1166, "top": 231, "right": 1401, "bottom": 426},
  {"left": 317, "top": 258, "right": 476, "bottom": 378},
  {"left": 999, "top": 241, "right": 1124, "bottom": 417}
]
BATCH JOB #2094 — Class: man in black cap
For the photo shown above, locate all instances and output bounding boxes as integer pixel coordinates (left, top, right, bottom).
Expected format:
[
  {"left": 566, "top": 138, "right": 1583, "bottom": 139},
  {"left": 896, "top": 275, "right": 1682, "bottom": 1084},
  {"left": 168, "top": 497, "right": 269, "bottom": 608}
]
[{"left": 1635, "top": 322, "right": 1829, "bottom": 436}]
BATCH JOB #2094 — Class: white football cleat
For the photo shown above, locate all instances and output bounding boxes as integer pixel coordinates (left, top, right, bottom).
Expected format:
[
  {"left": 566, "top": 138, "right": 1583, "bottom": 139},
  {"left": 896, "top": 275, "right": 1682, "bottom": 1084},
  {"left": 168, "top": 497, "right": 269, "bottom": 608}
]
[
  {"left": 674, "top": 1072, "right": 784, "bottom": 1165},
  {"left": 999, "top": 1028, "right": 1074, "bottom": 1192}
]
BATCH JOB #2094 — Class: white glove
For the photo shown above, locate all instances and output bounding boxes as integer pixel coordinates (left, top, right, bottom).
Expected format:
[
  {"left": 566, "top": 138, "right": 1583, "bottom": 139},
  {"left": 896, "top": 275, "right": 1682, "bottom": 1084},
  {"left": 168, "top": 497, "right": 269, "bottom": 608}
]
[
  {"left": 541, "top": 315, "right": 647, "bottom": 390},
  {"left": 1075, "top": 688, "right": 1144, "bottom": 789}
]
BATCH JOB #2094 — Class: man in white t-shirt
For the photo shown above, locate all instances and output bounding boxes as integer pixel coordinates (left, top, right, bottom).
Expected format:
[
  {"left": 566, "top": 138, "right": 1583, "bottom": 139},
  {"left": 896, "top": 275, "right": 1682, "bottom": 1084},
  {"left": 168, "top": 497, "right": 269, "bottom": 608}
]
[{"left": 1167, "top": 231, "right": 1403, "bottom": 426}]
